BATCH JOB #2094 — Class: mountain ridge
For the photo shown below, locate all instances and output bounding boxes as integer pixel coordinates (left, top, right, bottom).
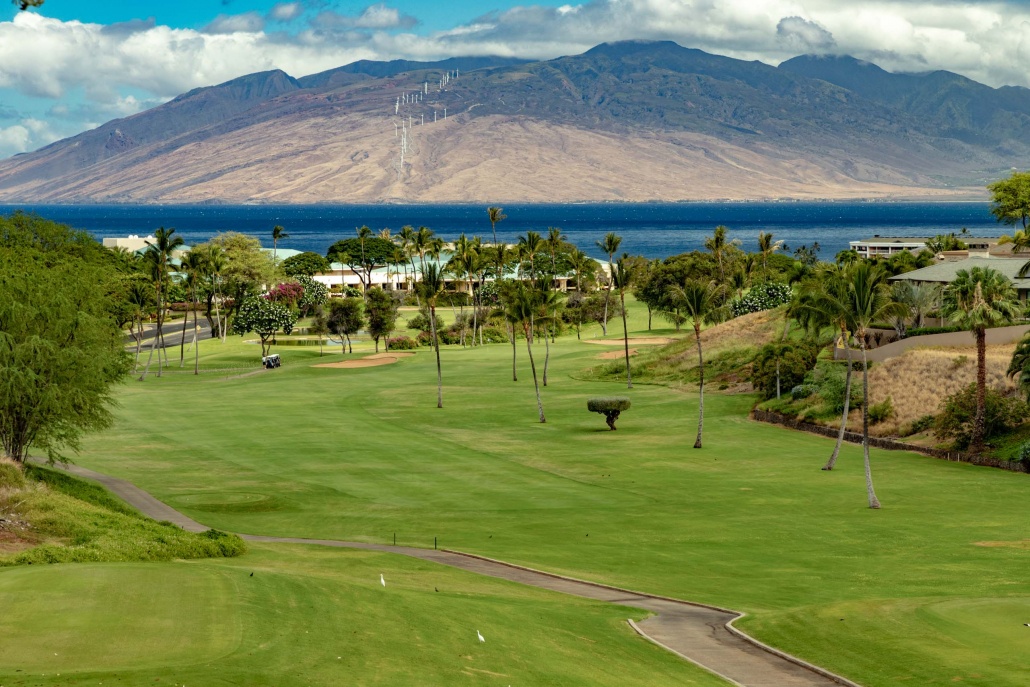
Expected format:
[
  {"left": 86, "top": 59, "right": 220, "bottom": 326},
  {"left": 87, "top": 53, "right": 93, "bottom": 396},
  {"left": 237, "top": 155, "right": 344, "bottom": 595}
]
[{"left": 1, "top": 40, "right": 1024, "bottom": 203}]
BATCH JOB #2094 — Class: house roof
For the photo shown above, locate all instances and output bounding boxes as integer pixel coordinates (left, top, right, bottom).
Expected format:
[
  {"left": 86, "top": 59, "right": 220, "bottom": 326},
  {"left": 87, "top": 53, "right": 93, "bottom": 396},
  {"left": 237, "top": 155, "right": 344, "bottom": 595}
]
[{"left": 891, "top": 257, "right": 1030, "bottom": 286}]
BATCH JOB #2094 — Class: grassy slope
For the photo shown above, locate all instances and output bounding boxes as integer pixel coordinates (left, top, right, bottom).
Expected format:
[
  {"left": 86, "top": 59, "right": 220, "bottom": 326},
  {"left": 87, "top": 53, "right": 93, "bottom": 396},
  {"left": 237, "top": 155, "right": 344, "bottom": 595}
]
[
  {"left": 53, "top": 302, "right": 1030, "bottom": 686},
  {"left": 0, "top": 543, "right": 726, "bottom": 686}
]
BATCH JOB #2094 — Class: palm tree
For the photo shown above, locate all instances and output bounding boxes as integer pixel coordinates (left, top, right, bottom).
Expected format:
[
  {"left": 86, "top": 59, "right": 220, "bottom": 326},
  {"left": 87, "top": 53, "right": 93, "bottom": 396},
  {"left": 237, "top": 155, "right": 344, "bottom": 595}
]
[
  {"left": 518, "top": 231, "right": 544, "bottom": 280},
  {"left": 844, "top": 262, "right": 909, "bottom": 508},
  {"left": 942, "top": 267, "right": 1022, "bottom": 451},
  {"left": 612, "top": 258, "right": 634, "bottom": 389},
  {"left": 397, "top": 225, "right": 416, "bottom": 293},
  {"left": 177, "top": 249, "right": 206, "bottom": 372},
  {"left": 538, "top": 288, "right": 562, "bottom": 386},
  {"left": 704, "top": 225, "right": 739, "bottom": 283},
  {"left": 487, "top": 206, "right": 507, "bottom": 246},
  {"left": 804, "top": 264, "right": 856, "bottom": 470},
  {"left": 139, "top": 227, "right": 184, "bottom": 381},
  {"left": 502, "top": 284, "right": 547, "bottom": 423},
  {"left": 203, "top": 245, "right": 228, "bottom": 342},
  {"left": 125, "top": 278, "right": 153, "bottom": 371},
  {"left": 567, "top": 249, "right": 593, "bottom": 292},
  {"left": 596, "top": 232, "right": 622, "bottom": 336},
  {"left": 356, "top": 225, "right": 373, "bottom": 294},
  {"left": 757, "top": 231, "right": 784, "bottom": 275},
  {"left": 999, "top": 229, "right": 1030, "bottom": 253},
  {"left": 271, "top": 225, "right": 289, "bottom": 270},
  {"left": 673, "top": 280, "right": 726, "bottom": 448},
  {"left": 418, "top": 263, "right": 446, "bottom": 408}
]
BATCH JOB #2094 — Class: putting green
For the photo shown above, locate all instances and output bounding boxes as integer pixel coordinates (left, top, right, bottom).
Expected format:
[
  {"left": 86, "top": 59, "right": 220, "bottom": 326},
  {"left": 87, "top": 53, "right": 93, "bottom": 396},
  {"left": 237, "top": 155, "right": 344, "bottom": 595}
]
[
  {"left": 0, "top": 563, "right": 239, "bottom": 673},
  {"left": 0, "top": 544, "right": 728, "bottom": 686}
]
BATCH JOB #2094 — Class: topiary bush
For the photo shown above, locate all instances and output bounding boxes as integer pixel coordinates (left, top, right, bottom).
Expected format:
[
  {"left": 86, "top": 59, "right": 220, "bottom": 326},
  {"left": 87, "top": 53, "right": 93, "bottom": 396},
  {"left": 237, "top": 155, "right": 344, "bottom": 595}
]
[{"left": 588, "top": 397, "right": 631, "bottom": 431}]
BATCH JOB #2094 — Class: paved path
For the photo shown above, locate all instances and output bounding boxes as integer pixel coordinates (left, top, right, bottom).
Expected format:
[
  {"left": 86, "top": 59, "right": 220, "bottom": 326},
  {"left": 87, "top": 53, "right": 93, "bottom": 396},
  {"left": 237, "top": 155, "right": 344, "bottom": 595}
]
[{"left": 51, "top": 462, "right": 860, "bottom": 687}]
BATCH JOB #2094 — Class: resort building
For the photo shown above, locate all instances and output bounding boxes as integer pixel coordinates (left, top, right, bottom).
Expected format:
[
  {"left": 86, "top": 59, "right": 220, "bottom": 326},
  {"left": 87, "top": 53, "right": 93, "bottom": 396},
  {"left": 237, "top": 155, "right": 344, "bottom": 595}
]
[
  {"left": 849, "top": 235, "right": 1000, "bottom": 259},
  {"left": 890, "top": 256, "right": 1030, "bottom": 300},
  {"left": 102, "top": 235, "right": 158, "bottom": 252}
]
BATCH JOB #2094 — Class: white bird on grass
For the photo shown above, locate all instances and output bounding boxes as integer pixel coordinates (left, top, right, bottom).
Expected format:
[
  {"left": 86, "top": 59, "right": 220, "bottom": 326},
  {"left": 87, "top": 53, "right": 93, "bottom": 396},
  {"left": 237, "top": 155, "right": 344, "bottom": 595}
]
[
  {"left": 477, "top": 630, "right": 485, "bottom": 643},
  {"left": 380, "top": 574, "right": 386, "bottom": 587}
]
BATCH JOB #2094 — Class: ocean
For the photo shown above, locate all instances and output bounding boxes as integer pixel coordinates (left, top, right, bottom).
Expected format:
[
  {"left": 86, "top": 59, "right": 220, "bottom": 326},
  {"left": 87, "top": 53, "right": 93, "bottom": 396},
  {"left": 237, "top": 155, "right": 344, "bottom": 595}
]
[{"left": 0, "top": 202, "right": 1003, "bottom": 261}]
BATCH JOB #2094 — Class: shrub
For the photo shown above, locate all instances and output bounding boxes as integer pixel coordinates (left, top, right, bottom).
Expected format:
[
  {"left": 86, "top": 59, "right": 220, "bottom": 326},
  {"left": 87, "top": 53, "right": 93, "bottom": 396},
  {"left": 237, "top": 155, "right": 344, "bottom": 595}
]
[
  {"left": 750, "top": 341, "right": 820, "bottom": 399},
  {"left": 0, "top": 459, "right": 26, "bottom": 490},
  {"left": 814, "top": 362, "right": 864, "bottom": 414},
  {"left": 934, "top": 383, "right": 1030, "bottom": 449},
  {"left": 408, "top": 311, "right": 442, "bottom": 334},
  {"left": 481, "top": 327, "right": 509, "bottom": 344},
  {"left": 386, "top": 336, "right": 418, "bottom": 350},
  {"left": 587, "top": 397, "right": 632, "bottom": 431},
  {"left": 867, "top": 396, "right": 894, "bottom": 424},
  {"left": 791, "top": 384, "right": 815, "bottom": 400},
  {"left": 907, "top": 325, "right": 963, "bottom": 336},
  {"left": 730, "top": 282, "right": 792, "bottom": 317},
  {"left": 909, "top": 414, "right": 936, "bottom": 434},
  {"left": 1017, "top": 441, "right": 1030, "bottom": 464}
]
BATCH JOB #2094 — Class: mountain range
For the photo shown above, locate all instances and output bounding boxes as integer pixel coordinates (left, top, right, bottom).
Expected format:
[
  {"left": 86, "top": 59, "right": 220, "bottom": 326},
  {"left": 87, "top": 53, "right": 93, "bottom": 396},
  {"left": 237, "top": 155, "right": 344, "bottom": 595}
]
[{"left": 1, "top": 40, "right": 1027, "bottom": 203}]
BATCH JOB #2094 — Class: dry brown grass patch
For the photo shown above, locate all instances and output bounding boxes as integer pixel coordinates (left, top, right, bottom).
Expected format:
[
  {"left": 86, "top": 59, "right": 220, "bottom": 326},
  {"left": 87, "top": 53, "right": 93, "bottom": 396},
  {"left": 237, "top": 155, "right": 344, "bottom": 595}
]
[
  {"left": 972, "top": 540, "right": 1030, "bottom": 549},
  {"left": 700, "top": 308, "right": 782, "bottom": 350},
  {"left": 867, "top": 344, "right": 1017, "bottom": 434},
  {"left": 597, "top": 349, "right": 638, "bottom": 360},
  {"left": 582, "top": 337, "right": 675, "bottom": 346},
  {"left": 314, "top": 357, "right": 399, "bottom": 369}
]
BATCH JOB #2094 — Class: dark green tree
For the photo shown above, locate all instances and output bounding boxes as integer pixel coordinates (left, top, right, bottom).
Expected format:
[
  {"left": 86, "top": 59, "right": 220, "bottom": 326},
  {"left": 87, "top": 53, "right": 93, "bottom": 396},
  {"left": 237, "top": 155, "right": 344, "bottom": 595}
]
[
  {"left": 988, "top": 171, "right": 1030, "bottom": 230},
  {"left": 365, "top": 287, "right": 400, "bottom": 352},
  {"left": 283, "top": 251, "right": 331, "bottom": 277},
  {"left": 327, "top": 298, "right": 364, "bottom": 354},
  {"left": 327, "top": 237, "right": 395, "bottom": 293},
  {"left": 232, "top": 296, "right": 297, "bottom": 359}
]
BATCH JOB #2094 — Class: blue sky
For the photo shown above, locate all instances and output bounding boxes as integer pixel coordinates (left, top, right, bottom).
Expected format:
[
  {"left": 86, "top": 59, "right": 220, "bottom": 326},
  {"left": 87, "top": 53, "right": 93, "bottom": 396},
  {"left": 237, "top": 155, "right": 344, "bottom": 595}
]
[{"left": 4, "top": 0, "right": 1030, "bottom": 158}]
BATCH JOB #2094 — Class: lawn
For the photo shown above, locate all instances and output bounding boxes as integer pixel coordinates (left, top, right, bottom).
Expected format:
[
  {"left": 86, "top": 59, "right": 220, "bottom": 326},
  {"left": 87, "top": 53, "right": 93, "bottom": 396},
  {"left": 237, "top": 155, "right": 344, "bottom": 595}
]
[
  {"left": 0, "top": 544, "right": 726, "bottom": 686},
  {"left": 23, "top": 303, "right": 1030, "bottom": 686}
]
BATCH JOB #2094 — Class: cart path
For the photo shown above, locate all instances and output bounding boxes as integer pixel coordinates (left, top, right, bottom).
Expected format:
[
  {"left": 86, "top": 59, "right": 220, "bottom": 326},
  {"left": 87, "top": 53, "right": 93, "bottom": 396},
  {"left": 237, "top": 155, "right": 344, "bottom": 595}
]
[{"left": 51, "top": 462, "right": 861, "bottom": 687}]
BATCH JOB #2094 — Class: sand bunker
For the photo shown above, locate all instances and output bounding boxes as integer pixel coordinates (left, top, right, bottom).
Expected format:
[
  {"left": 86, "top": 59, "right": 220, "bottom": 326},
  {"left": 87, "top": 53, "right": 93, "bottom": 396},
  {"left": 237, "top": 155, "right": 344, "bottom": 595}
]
[
  {"left": 583, "top": 337, "right": 676, "bottom": 346},
  {"left": 365, "top": 352, "right": 416, "bottom": 359},
  {"left": 973, "top": 540, "right": 1030, "bottom": 549},
  {"left": 597, "top": 348, "right": 638, "bottom": 360},
  {"left": 314, "top": 357, "right": 399, "bottom": 369}
]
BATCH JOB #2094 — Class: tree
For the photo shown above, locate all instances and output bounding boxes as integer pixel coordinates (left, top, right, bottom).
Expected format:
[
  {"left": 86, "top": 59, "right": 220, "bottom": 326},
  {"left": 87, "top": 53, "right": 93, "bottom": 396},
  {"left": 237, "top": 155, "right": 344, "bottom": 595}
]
[
  {"left": 365, "top": 287, "right": 399, "bottom": 352},
  {"left": 925, "top": 233, "right": 968, "bottom": 255},
  {"left": 327, "top": 298, "right": 364, "bottom": 354},
  {"left": 327, "top": 236, "right": 395, "bottom": 294},
  {"left": 501, "top": 284, "right": 547, "bottom": 423},
  {"left": 206, "top": 232, "right": 275, "bottom": 335},
  {"left": 138, "top": 227, "right": 184, "bottom": 381},
  {"left": 417, "top": 264, "right": 446, "bottom": 409},
  {"left": 673, "top": 280, "right": 726, "bottom": 449},
  {"left": 0, "top": 229, "right": 131, "bottom": 463},
  {"left": 596, "top": 232, "right": 622, "bottom": 335},
  {"left": 177, "top": 249, "right": 206, "bottom": 374},
  {"left": 568, "top": 249, "right": 597, "bottom": 292},
  {"left": 843, "top": 262, "right": 908, "bottom": 508},
  {"left": 988, "top": 171, "right": 1030, "bottom": 230},
  {"left": 271, "top": 225, "right": 290, "bottom": 269},
  {"left": 232, "top": 296, "right": 297, "bottom": 359},
  {"left": 934, "top": 383, "right": 1029, "bottom": 449},
  {"left": 703, "top": 225, "right": 739, "bottom": 283},
  {"left": 310, "top": 306, "right": 330, "bottom": 357},
  {"left": 942, "top": 267, "right": 1022, "bottom": 451},
  {"left": 757, "top": 231, "right": 784, "bottom": 275},
  {"left": 283, "top": 251, "right": 330, "bottom": 277},
  {"left": 487, "top": 206, "right": 507, "bottom": 246},
  {"left": 1008, "top": 334, "right": 1030, "bottom": 402},
  {"left": 612, "top": 258, "right": 634, "bottom": 389},
  {"left": 750, "top": 342, "right": 820, "bottom": 400}
]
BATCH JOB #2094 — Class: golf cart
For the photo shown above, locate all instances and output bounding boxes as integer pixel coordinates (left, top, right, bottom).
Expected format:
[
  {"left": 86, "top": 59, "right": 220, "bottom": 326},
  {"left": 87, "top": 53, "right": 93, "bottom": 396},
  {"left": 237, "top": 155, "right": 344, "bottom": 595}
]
[{"left": 262, "top": 353, "right": 281, "bottom": 369}]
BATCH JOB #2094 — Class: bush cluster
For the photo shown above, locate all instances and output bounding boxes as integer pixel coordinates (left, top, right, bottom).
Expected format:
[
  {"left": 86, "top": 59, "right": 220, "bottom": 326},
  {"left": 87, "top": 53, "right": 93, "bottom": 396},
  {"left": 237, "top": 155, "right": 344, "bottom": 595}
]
[
  {"left": 933, "top": 383, "right": 1030, "bottom": 449},
  {"left": 386, "top": 336, "right": 418, "bottom": 350},
  {"left": 730, "top": 282, "right": 792, "bottom": 317},
  {"left": 750, "top": 341, "right": 821, "bottom": 400}
]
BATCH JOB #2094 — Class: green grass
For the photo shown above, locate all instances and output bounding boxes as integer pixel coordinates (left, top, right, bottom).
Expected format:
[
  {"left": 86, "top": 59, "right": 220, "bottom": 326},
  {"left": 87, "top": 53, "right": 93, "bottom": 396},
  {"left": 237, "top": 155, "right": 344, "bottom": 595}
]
[
  {"left": 28, "top": 301, "right": 1030, "bottom": 686},
  {"left": 0, "top": 544, "right": 727, "bottom": 686},
  {"left": 0, "top": 466, "right": 246, "bottom": 566}
]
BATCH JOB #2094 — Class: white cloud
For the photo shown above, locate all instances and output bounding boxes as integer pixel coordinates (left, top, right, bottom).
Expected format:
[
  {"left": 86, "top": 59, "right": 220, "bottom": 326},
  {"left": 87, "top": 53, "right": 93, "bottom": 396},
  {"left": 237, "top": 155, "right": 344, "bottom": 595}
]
[
  {"left": 317, "top": 4, "right": 419, "bottom": 30},
  {"left": 204, "top": 12, "right": 265, "bottom": 35},
  {"left": 269, "top": 3, "right": 303, "bottom": 22},
  {"left": 0, "top": 117, "right": 60, "bottom": 157}
]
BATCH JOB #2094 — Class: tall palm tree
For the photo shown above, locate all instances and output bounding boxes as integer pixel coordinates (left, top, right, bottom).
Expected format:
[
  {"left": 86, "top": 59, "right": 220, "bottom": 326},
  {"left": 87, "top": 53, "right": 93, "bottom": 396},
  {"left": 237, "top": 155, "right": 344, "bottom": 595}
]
[
  {"left": 178, "top": 250, "right": 206, "bottom": 374},
  {"left": 942, "top": 267, "right": 1022, "bottom": 451},
  {"left": 397, "top": 225, "right": 416, "bottom": 293},
  {"left": 998, "top": 229, "right": 1030, "bottom": 253},
  {"left": 126, "top": 278, "right": 153, "bottom": 371},
  {"left": 139, "top": 227, "right": 184, "bottom": 381},
  {"left": 612, "top": 258, "right": 634, "bottom": 389},
  {"left": 757, "top": 231, "right": 784, "bottom": 275},
  {"left": 568, "top": 249, "right": 593, "bottom": 292},
  {"left": 674, "top": 279, "right": 726, "bottom": 449},
  {"left": 518, "top": 231, "right": 544, "bottom": 281},
  {"left": 487, "top": 206, "right": 507, "bottom": 246},
  {"left": 844, "top": 262, "right": 909, "bottom": 508},
  {"left": 596, "top": 232, "right": 622, "bottom": 336},
  {"left": 356, "top": 225, "right": 373, "bottom": 294},
  {"left": 704, "top": 225, "right": 739, "bottom": 283},
  {"left": 538, "top": 288, "right": 563, "bottom": 386},
  {"left": 804, "top": 264, "right": 856, "bottom": 470},
  {"left": 271, "top": 225, "right": 289, "bottom": 270},
  {"left": 203, "top": 245, "right": 228, "bottom": 342},
  {"left": 1007, "top": 333, "right": 1030, "bottom": 401},
  {"left": 502, "top": 284, "right": 547, "bottom": 423},
  {"left": 418, "top": 263, "right": 446, "bottom": 408}
]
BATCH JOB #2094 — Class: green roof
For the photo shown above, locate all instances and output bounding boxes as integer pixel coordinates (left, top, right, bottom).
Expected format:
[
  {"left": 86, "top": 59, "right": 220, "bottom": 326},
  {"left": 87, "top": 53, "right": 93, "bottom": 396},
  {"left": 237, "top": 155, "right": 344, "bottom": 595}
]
[{"left": 891, "top": 257, "right": 1030, "bottom": 287}]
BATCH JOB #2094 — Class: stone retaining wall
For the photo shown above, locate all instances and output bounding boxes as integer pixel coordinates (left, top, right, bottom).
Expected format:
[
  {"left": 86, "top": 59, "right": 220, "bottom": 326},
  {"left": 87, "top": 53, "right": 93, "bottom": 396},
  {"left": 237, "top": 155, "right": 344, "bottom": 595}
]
[{"left": 750, "top": 410, "right": 1029, "bottom": 474}]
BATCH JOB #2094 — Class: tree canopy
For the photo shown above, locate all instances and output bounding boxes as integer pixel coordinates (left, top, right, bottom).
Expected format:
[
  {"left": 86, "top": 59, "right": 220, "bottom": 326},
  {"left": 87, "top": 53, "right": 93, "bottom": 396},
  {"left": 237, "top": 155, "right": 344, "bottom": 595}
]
[
  {"left": 283, "top": 251, "right": 331, "bottom": 277},
  {"left": 0, "top": 214, "right": 130, "bottom": 462},
  {"left": 327, "top": 237, "right": 395, "bottom": 291},
  {"left": 988, "top": 171, "right": 1030, "bottom": 229}
]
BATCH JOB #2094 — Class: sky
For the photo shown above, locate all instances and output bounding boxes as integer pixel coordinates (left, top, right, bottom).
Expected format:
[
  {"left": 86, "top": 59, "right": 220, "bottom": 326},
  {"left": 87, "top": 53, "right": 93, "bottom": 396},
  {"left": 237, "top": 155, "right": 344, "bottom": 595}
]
[{"left": 4, "top": 0, "right": 1030, "bottom": 158}]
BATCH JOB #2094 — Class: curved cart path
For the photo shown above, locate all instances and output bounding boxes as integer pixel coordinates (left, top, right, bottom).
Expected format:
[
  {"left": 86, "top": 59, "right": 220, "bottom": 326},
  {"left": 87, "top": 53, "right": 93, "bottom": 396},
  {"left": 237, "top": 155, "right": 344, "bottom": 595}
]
[{"left": 52, "top": 462, "right": 860, "bottom": 687}]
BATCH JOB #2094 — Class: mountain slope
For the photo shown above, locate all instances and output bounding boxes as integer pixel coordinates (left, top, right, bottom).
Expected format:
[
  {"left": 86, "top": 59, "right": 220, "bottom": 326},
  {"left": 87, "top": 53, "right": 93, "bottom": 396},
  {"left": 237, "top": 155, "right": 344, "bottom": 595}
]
[{"left": 0, "top": 42, "right": 1024, "bottom": 203}]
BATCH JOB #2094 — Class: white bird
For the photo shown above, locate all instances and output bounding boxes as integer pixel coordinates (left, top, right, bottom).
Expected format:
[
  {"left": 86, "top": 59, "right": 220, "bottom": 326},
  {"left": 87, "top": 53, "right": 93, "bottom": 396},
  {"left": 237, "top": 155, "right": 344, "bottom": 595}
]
[
  {"left": 380, "top": 574, "right": 386, "bottom": 587},
  {"left": 477, "top": 630, "right": 485, "bottom": 643}
]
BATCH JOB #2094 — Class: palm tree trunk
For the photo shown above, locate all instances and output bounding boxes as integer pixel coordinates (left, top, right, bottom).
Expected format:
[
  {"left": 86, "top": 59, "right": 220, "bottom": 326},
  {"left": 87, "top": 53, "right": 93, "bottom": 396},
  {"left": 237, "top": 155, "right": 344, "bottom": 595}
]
[
  {"left": 971, "top": 328, "right": 988, "bottom": 451},
  {"left": 193, "top": 296, "right": 200, "bottom": 375},
  {"left": 693, "top": 325, "right": 704, "bottom": 449},
  {"left": 133, "top": 317, "right": 142, "bottom": 371},
  {"left": 861, "top": 341, "right": 881, "bottom": 509},
  {"left": 428, "top": 304, "right": 443, "bottom": 408},
  {"left": 510, "top": 323, "right": 518, "bottom": 382},
  {"left": 179, "top": 306, "right": 189, "bottom": 367},
  {"left": 621, "top": 289, "right": 632, "bottom": 389},
  {"left": 824, "top": 329, "right": 853, "bottom": 471},
  {"left": 543, "top": 327, "right": 550, "bottom": 387},
  {"left": 525, "top": 325, "right": 545, "bottom": 423}
]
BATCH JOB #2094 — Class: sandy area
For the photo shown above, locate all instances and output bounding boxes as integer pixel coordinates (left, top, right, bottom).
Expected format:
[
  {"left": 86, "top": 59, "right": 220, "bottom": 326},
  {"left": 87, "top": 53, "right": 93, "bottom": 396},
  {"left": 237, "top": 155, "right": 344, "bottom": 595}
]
[
  {"left": 583, "top": 337, "right": 676, "bottom": 346},
  {"left": 365, "top": 352, "right": 416, "bottom": 359},
  {"left": 597, "top": 348, "right": 638, "bottom": 360}
]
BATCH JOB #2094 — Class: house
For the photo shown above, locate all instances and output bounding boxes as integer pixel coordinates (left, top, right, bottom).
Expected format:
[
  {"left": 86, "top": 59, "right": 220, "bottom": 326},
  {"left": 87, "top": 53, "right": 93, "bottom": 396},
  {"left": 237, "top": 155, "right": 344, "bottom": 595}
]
[
  {"left": 890, "top": 256, "right": 1030, "bottom": 300},
  {"left": 849, "top": 235, "right": 1000, "bottom": 259}
]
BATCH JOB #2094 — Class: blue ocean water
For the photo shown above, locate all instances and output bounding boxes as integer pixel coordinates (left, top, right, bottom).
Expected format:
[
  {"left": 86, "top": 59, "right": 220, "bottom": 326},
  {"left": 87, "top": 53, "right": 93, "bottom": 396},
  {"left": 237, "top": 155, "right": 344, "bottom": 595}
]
[{"left": 0, "top": 202, "right": 1002, "bottom": 260}]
